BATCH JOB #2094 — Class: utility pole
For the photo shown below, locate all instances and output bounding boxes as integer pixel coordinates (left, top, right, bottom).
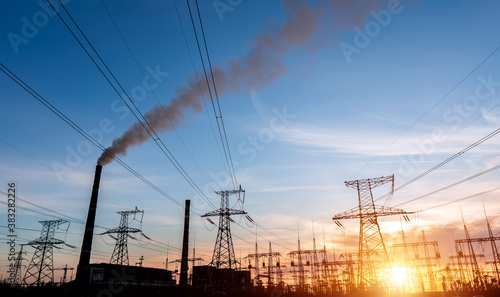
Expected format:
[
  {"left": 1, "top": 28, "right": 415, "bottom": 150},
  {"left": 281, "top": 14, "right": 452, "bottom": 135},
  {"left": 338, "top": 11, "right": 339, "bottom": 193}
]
[
  {"left": 136, "top": 256, "right": 144, "bottom": 267},
  {"left": 23, "top": 219, "right": 70, "bottom": 286},
  {"left": 53, "top": 264, "right": 74, "bottom": 284},
  {"left": 333, "top": 175, "right": 414, "bottom": 290},
  {"left": 101, "top": 207, "right": 144, "bottom": 266}
]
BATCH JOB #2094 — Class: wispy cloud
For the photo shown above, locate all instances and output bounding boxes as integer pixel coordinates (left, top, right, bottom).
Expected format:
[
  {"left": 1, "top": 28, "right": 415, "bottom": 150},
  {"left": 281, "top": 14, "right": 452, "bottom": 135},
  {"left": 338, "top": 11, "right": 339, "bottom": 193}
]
[{"left": 278, "top": 124, "right": 500, "bottom": 158}]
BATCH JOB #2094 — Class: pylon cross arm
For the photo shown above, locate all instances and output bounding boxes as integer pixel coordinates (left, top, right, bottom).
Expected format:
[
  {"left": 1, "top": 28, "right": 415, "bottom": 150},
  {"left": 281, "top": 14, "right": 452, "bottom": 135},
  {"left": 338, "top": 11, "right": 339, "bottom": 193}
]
[
  {"left": 101, "top": 227, "right": 141, "bottom": 235},
  {"left": 332, "top": 207, "right": 361, "bottom": 220},
  {"left": 332, "top": 205, "right": 413, "bottom": 221},
  {"left": 344, "top": 175, "right": 394, "bottom": 189},
  {"left": 373, "top": 205, "right": 414, "bottom": 216},
  {"left": 201, "top": 210, "right": 222, "bottom": 217}
]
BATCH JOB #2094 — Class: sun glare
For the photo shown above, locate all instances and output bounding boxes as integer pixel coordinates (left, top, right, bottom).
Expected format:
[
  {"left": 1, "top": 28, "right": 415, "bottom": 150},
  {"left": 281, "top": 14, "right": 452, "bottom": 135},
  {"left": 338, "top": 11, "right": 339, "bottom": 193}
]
[{"left": 390, "top": 266, "right": 410, "bottom": 289}]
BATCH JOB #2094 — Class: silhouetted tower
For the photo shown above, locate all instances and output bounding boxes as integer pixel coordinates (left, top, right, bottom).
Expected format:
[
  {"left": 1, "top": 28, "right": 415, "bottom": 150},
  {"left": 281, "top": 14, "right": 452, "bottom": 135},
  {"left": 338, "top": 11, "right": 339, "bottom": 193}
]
[
  {"left": 297, "top": 223, "right": 305, "bottom": 290},
  {"left": 61, "top": 264, "right": 73, "bottom": 283},
  {"left": 398, "top": 222, "right": 416, "bottom": 293},
  {"left": 23, "top": 219, "right": 70, "bottom": 286},
  {"left": 136, "top": 256, "right": 144, "bottom": 267},
  {"left": 459, "top": 208, "right": 485, "bottom": 289},
  {"left": 422, "top": 230, "right": 438, "bottom": 291},
  {"left": 393, "top": 226, "right": 440, "bottom": 292},
  {"left": 246, "top": 242, "right": 280, "bottom": 287},
  {"left": 54, "top": 264, "right": 74, "bottom": 283},
  {"left": 13, "top": 243, "right": 27, "bottom": 284},
  {"left": 202, "top": 187, "right": 246, "bottom": 268},
  {"left": 332, "top": 175, "right": 413, "bottom": 289},
  {"left": 484, "top": 205, "right": 500, "bottom": 283},
  {"left": 101, "top": 207, "right": 143, "bottom": 266},
  {"left": 268, "top": 242, "right": 273, "bottom": 286}
]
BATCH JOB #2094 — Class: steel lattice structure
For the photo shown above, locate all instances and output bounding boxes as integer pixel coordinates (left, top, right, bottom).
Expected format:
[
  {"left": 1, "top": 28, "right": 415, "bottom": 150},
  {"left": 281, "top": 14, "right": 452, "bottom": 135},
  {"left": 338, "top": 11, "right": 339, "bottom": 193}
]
[
  {"left": 393, "top": 230, "right": 440, "bottom": 292},
  {"left": 23, "top": 219, "right": 69, "bottom": 286},
  {"left": 101, "top": 207, "right": 143, "bottom": 266},
  {"left": 202, "top": 188, "right": 246, "bottom": 269},
  {"left": 332, "top": 175, "right": 413, "bottom": 290},
  {"left": 246, "top": 244, "right": 281, "bottom": 286},
  {"left": 13, "top": 244, "right": 27, "bottom": 284}
]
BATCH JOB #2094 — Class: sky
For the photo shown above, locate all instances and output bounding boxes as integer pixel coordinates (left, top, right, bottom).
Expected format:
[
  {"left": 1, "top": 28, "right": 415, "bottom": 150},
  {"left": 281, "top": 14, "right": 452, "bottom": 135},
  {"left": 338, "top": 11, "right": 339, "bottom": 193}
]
[{"left": 1, "top": 0, "right": 500, "bottom": 283}]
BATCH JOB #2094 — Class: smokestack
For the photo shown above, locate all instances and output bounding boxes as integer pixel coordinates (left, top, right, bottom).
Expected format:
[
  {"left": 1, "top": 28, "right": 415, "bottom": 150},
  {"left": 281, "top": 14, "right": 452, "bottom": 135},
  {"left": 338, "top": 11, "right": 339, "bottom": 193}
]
[
  {"left": 179, "top": 200, "right": 190, "bottom": 286},
  {"left": 76, "top": 164, "right": 102, "bottom": 283}
]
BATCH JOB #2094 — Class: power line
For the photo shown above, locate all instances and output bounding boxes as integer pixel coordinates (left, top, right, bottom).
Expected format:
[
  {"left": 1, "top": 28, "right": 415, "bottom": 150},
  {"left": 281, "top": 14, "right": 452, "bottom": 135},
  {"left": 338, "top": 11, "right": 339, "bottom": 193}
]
[
  {"left": 99, "top": 0, "right": 219, "bottom": 209},
  {"left": 1, "top": 62, "right": 290, "bottom": 267},
  {"left": 417, "top": 187, "right": 500, "bottom": 212},
  {"left": 100, "top": 0, "right": 216, "bottom": 197},
  {"left": 50, "top": 0, "right": 216, "bottom": 210},
  {"left": 182, "top": 0, "right": 295, "bottom": 251},
  {"left": 350, "top": 45, "right": 500, "bottom": 179},
  {"left": 0, "top": 136, "right": 191, "bottom": 244},
  {"left": 374, "top": 125, "right": 500, "bottom": 203},
  {"left": 186, "top": 0, "right": 237, "bottom": 190},
  {"left": 0, "top": 63, "right": 184, "bottom": 209},
  {"left": 393, "top": 164, "right": 500, "bottom": 207},
  {"left": 171, "top": 0, "right": 228, "bottom": 181},
  {"left": 0, "top": 191, "right": 182, "bottom": 255},
  {"left": 4, "top": 1, "right": 302, "bottom": 258},
  {"left": 396, "top": 128, "right": 500, "bottom": 191},
  {"left": 194, "top": 0, "right": 238, "bottom": 188}
]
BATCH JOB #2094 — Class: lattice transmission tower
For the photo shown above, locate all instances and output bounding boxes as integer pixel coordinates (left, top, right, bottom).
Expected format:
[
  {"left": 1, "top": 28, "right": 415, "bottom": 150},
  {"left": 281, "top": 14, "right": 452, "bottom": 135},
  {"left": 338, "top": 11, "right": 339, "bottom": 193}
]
[
  {"left": 23, "top": 219, "right": 70, "bottom": 286},
  {"left": 332, "top": 175, "right": 413, "bottom": 290},
  {"left": 202, "top": 187, "right": 246, "bottom": 269},
  {"left": 101, "top": 207, "right": 144, "bottom": 266},
  {"left": 12, "top": 243, "right": 28, "bottom": 284}
]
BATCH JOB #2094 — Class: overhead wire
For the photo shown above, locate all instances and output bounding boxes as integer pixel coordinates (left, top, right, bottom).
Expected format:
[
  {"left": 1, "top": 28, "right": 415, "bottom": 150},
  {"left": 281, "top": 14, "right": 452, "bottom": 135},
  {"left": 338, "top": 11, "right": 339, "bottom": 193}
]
[
  {"left": 1, "top": 61, "right": 291, "bottom": 255},
  {"left": 393, "top": 163, "right": 500, "bottom": 207},
  {"left": 50, "top": 0, "right": 216, "bottom": 210},
  {"left": 186, "top": 0, "right": 237, "bottom": 190},
  {"left": 6, "top": 1, "right": 308, "bottom": 258},
  {"left": 417, "top": 187, "right": 500, "bottom": 212},
  {"left": 182, "top": 0, "right": 296, "bottom": 251},
  {"left": 0, "top": 136, "right": 194, "bottom": 246},
  {"left": 194, "top": 0, "right": 238, "bottom": 188},
  {"left": 0, "top": 191, "right": 182, "bottom": 256},
  {"left": 0, "top": 63, "right": 184, "bottom": 208},
  {"left": 396, "top": 127, "right": 500, "bottom": 191},
  {"left": 349, "top": 45, "right": 500, "bottom": 179},
  {"left": 171, "top": 0, "right": 228, "bottom": 181},
  {"left": 100, "top": 0, "right": 217, "bottom": 195},
  {"left": 374, "top": 125, "right": 500, "bottom": 203}
]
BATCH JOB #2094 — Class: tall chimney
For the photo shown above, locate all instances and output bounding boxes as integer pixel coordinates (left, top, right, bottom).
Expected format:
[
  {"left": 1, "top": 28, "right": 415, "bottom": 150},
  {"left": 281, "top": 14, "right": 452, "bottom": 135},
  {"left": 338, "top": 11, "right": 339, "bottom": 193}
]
[
  {"left": 76, "top": 164, "right": 102, "bottom": 283},
  {"left": 179, "top": 199, "right": 190, "bottom": 285}
]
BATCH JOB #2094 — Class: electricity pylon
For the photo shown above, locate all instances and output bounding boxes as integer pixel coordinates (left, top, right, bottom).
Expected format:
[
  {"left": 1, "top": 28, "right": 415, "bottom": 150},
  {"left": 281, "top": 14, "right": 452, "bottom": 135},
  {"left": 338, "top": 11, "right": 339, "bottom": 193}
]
[
  {"left": 332, "top": 175, "right": 413, "bottom": 290},
  {"left": 202, "top": 187, "right": 246, "bottom": 269},
  {"left": 101, "top": 207, "right": 144, "bottom": 266},
  {"left": 23, "top": 219, "right": 70, "bottom": 286},
  {"left": 13, "top": 243, "right": 28, "bottom": 284}
]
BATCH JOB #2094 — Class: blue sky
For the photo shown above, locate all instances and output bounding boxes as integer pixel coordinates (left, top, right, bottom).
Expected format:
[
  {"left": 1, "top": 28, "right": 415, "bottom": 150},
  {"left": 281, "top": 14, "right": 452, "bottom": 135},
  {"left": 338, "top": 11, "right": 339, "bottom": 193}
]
[{"left": 1, "top": 0, "right": 500, "bottom": 282}]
